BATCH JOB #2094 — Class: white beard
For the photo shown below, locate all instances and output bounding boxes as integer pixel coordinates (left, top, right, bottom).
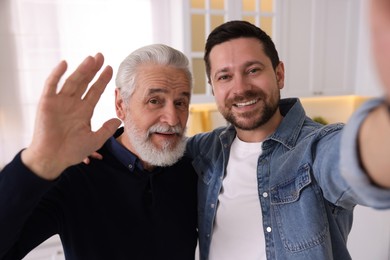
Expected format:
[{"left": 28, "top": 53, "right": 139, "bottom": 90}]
[{"left": 124, "top": 119, "right": 187, "bottom": 167}]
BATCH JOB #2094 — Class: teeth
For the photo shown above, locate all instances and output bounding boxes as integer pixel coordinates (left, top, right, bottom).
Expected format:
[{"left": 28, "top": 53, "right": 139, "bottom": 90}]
[{"left": 236, "top": 99, "right": 257, "bottom": 107}]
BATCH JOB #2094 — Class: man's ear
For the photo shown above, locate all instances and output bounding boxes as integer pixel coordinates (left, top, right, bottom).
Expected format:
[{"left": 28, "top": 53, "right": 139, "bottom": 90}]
[
  {"left": 115, "top": 88, "right": 125, "bottom": 120},
  {"left": 275, "top": 61, "right": 285, "bottom": 89}
]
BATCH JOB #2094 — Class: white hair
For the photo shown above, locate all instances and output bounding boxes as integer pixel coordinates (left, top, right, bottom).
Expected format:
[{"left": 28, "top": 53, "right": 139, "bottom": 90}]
[{"left": 115, "top": 44, "right": 193, "bottom": 100}]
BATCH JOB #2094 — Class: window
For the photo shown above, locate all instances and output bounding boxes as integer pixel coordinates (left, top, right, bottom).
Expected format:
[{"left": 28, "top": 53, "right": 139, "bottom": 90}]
[{"left": 188, "top": 0, "right": 276, "bottom": 103}]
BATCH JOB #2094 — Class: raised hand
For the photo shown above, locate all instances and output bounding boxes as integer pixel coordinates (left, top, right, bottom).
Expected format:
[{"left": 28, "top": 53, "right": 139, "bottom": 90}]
[
  {"left": 356, "top": 0, "right": 390, "bottom": 189},
  {"left": 21, "top": 53, "right": 121, "bottom": 180}
]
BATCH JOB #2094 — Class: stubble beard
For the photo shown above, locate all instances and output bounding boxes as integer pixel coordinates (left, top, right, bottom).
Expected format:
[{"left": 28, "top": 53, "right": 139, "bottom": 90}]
[{"left": 221, "top": 90, "right": 280, "bottom": 131}]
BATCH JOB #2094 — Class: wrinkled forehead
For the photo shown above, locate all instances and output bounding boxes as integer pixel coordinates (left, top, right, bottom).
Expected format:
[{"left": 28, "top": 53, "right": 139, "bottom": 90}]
[
  {"left": 135, "top": 64, "right": 191, "bottom": 90},
  {"left": 130, "top": 71, "right": 190, "bottom": 103}
]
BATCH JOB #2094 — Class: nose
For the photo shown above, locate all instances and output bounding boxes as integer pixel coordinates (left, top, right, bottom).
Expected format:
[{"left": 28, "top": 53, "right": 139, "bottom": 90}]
[
  {"left": 161, "top": 103, "right": 180, "bottom": 126},
  {"left": 232, "top": 74, "right": 251, "bottom": 94}
]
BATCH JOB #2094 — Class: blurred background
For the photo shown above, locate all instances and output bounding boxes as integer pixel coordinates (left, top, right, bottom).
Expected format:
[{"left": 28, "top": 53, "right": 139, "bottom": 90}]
[{"left": 0, "top": 0, "right": 389, "bottom": 259}]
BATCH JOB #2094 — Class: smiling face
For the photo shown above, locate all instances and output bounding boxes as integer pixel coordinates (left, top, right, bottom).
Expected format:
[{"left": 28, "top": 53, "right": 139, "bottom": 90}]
[
  {"left": 209, "top": 37, "right": 285, "bottom": 141},
  {"left": 115, "top": 63, "right": 191, "bottom": 169}
]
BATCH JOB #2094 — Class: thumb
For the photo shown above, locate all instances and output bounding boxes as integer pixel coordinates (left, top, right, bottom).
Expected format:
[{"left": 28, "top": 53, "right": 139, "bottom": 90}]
[{"left": 94, "top": 118, "right": 122, "bottom": 147}]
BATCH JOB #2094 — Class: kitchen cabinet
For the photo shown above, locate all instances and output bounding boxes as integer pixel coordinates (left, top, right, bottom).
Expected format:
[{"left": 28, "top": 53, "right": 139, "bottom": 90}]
[{"left": 277, "top": 0, "right": 360, "bottom": 98}]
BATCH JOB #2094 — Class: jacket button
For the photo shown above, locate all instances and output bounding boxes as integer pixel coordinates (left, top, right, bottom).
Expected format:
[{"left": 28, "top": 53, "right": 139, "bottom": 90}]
[{"left": 266, "top": 227, "right": 272, "bottom": 233}]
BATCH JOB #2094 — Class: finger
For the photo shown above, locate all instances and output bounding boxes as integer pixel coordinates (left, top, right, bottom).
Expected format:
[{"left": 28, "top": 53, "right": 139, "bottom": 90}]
[
  {"left": 42, "top": 60, "right": 68, "bottom": 97},
  {"left": 90, "top": 152, "right": 103, "bottom": 160},
  {"left": 82, "top": 157, "right": 91, "bottom": 164},
  {"left": 82, "top": 151, "right": 103, "bottom": 164},
  {"left": 59, "top": 54, "right": 104, "bottom": 97},
  {"left": 73, "top": 53, "right": 105, "bottom": 97},
  {"left": 83, "top": 65, "right": 113, "bottom": 108},
  {"left": 93, "top": 53, "right": 105, "bottom": 70}
]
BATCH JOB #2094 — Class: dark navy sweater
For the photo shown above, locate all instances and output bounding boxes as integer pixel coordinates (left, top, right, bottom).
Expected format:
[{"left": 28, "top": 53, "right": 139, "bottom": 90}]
[{"left": 0, "top": 129, "right": 198, "bottom": 260}]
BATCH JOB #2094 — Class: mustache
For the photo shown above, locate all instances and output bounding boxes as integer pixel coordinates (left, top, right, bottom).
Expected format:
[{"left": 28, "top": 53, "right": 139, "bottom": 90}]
[{"left": 147, "top": 124, "right": 183, "bottom": 136}]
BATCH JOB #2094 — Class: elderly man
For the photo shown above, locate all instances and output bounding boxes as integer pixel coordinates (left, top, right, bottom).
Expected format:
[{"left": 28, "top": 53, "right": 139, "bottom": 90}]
[{"left": 0, "top": 44, "right": 198, "bottom": 260}]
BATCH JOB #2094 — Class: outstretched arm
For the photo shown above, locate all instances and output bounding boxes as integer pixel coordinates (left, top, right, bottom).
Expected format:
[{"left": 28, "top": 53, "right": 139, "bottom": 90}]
[
  {"left": 358, "top": 0, "right": 390, "bottom": 188},
  {"left": 21, "top": 53, "right": 121, "bottom": 180}
]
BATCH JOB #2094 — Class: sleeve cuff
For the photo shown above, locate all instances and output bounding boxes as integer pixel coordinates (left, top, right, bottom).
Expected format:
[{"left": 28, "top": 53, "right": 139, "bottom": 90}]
[{"left": 340, "top": 98, "right": 390, "bottom": 209}]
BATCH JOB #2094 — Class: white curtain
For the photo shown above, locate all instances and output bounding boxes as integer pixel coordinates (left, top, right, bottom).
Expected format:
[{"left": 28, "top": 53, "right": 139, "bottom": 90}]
[{"left": 0, "top": 0, "right": 153, "bottom": 167}]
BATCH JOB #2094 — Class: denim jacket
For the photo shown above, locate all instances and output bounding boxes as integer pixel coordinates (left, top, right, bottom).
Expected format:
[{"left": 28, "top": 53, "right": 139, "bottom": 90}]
[{"left": 186, "top": 98, "right": 390, "bottom": 260}]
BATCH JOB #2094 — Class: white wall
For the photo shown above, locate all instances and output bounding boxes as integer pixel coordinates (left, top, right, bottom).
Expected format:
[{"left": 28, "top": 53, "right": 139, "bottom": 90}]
[{"left": 348, "top": 206, "right": 390, "bottom": 259}]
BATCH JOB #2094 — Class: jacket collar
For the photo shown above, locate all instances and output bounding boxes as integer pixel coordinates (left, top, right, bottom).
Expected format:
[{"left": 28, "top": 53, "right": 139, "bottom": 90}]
[{"left": 267, "top": 98, "right": 307, "bottom": 150}]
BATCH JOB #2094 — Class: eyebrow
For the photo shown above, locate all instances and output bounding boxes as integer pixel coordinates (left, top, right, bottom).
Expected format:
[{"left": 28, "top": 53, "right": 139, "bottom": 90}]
[
  {"left": 213, "top": 68, "right": 229, "bottom": 80},
  {"left": 147, "top": 88, "right": 191, "bottom": 99},
  {"left": 213, "top": 60, "right": 266, "bottom": 79},
  {"left": 148, "top": 88, "right": 168, "bottom": 95},
  {"left": 244, "top": 60, "right": 265, "bottom": 68}
]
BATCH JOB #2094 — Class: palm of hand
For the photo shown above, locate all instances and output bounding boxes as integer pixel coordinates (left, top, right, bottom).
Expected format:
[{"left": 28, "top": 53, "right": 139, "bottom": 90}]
[{"left": 22, "top": 54, "right": 121, "bottom": 179}]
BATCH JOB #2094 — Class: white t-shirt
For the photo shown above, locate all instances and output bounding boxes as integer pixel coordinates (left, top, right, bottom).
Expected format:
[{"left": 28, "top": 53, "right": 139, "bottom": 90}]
[{"left": 209, "top": 136, "right": 266, "bottom": 260}]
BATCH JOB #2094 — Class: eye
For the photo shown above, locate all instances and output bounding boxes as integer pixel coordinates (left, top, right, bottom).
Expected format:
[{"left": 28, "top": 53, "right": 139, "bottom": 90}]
[
  {"left": 248, "top": 67, "right": 260, "bottom": 74},
  {"left": 148, "top": 98, "right": 161, "bottom": 105},
  {"left": 217, "top": 74, "right": 231, "bottom": 81},
  {"left": 175, "top": 99, "right": 189, "bottom": 110}
]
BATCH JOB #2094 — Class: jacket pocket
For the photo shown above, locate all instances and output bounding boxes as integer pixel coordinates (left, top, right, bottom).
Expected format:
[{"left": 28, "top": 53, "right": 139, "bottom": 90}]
[{"left": 270, "top": 163, "right": 329, "bottom": 252}]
